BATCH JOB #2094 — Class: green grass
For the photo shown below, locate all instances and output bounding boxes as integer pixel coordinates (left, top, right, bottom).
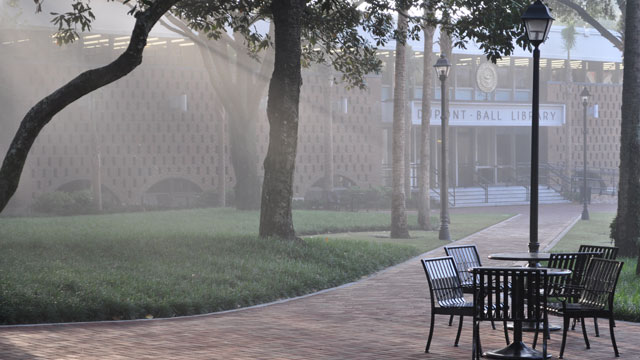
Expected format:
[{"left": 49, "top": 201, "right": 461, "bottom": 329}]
[
  {"left": 312, "top": 212, "right": 512, "bottom": 253},
  {"left": 0, "top": 208, "right": 511, "bottom": 325},
  {"left": 551, "top": 212, "right": 640, "bottom": 322}
]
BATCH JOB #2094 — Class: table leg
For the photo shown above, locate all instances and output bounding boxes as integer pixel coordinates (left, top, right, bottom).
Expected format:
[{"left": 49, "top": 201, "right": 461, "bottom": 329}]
[{"left": 484, "top": 275, "right": 551, "bottom": 359}]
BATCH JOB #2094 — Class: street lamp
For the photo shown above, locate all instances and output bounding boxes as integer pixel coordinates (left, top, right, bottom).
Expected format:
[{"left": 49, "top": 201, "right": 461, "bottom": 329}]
[
  {"left": 581, "top": 87, "right": 590, "bottom": 220},
  {"left": 434, "top": 54, "right": 451, "bottom": 241},
  {"left": 522, "top": 0, "right": 553, "bottom": 260}
]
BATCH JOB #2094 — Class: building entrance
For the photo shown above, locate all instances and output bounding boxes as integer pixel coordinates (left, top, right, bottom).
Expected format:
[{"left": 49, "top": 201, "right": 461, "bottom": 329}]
[{"left": 457, "top": 127, "right": 532, "bottom": 187}]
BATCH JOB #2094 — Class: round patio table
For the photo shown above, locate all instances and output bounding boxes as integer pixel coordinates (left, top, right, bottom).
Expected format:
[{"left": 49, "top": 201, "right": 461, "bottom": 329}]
[
  {"left": 488, "top": 252, "right": 551, "bottom": 268},
  {"left": 480, "top": 266, "right": 571, "bottom": 360}
]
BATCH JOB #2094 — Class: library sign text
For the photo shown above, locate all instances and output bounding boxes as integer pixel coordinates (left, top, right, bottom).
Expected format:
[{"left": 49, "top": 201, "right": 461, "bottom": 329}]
[{"left": 411, "top": 102, "right": 565, "bottom": 127}]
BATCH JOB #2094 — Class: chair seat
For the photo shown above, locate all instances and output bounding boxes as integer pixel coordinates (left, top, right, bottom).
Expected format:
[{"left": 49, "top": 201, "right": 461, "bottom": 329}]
[
  {"left": 440, "top": 301, "right": 473, "bottom": 309},
  {"left": 547, "top": 302, "right": 606, "bottom": 314}
]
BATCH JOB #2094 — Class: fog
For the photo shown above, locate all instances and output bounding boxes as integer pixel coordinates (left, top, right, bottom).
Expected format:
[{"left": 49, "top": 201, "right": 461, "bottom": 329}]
[{"left": 0, "top": 1, "right": 623, "bottom": 217}]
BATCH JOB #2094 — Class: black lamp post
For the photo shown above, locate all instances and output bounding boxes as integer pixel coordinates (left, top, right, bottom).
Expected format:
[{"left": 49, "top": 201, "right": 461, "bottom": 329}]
[
  {"left": 434, "top": 54, "right": 451, "bottom": 241},
  {"left": 581, "top": 87, "right": 590, "bottom": 220},
  {"left": 522, "top": 0, "right": 553, "bottom": 262}
]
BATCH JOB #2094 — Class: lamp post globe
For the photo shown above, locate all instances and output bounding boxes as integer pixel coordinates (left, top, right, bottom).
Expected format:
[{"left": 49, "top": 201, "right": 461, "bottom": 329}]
[
  {"left": 521, "top": 0, "right": 553, "bottom": 261},
  {"left": 434, "top": 54, "right": 451, "bottom": 241},
  {"left": 580, "top": 87, "right": 590, "bottom": 220}
]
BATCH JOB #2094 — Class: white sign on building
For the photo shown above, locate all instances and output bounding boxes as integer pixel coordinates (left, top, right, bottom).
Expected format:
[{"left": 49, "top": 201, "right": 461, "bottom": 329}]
[{"left": 410, "top": 102, "right": 566, "bottom": 127}]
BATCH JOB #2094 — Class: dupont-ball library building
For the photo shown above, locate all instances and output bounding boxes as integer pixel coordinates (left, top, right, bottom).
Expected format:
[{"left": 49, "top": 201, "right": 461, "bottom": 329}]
[{"left": 0, "top": 8, "right": 622, "bottom": 213}]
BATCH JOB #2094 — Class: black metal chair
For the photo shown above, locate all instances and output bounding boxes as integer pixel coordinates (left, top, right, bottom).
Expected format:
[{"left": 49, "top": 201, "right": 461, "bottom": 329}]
[
  {"left": 472, "top": 267, "right": 548, "bottom": 360},
  {"left": 444, "top": 245, "right": 482, "bottom": 293},
  {"left": 578, "top": 244, "right": 619, "bottom": 260},
  {"left": 547, "top": 258, "right": 624, "bottom": 358},
  {"left": 421, "top": 256, "right": 474, "bottom": 353},
  {"left": 576, "top": 245, "right": 619, "bottom": 335},
  {"left": 546, "top": 252, "right": 601, "bottom": 303},
  {"left": 444, "top": 245, "right": 490, "bottom": 327}
]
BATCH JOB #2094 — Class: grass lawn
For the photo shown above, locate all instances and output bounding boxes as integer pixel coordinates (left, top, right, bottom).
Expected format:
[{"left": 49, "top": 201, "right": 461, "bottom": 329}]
[
  {"left": 0, "top": 208, "right": 511, "bottom": 324},
  {"left": 551, "top": 212, "right": 640, "bottom": 322}
]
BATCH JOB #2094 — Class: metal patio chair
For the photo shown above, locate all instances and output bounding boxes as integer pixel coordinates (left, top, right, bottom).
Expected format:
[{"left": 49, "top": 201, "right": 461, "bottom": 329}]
[
  {"left": 444, "top": 245, "right": 497, "bottom": 329},
  {"left": 546, "top": 251, "right": 601, "bottom": 303},
  {"left": 421, "top": 256, "right": 474, "bottom": 353},
  {"left": 576, "top": 245, "right": 619, "bottom": 336},
  {"left": 472, "top": 267, "right": 548, "bottom": 360},
  {"left": 547, "top": 258, "right": 624, "bottom": 358}
]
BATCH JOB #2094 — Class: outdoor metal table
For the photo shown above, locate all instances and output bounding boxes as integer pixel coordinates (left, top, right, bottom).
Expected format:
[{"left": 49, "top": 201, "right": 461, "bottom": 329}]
[
  {"left": 489, "top": 252, "right": 562, "bottom": 333},
  {"left": 488, "top": 252, "right": 551, "bottom": 268},
  {"left": 478, "top": 264, "right": 571, "bottom": 360}
]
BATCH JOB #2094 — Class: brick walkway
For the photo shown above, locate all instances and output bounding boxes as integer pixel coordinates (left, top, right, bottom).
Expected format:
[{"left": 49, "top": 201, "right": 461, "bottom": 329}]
[{"left": 2, "top": 203, "right": 638, "bottom": 359}]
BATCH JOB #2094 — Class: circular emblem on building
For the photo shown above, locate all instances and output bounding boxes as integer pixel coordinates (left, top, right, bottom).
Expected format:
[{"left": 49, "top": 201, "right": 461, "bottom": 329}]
[{"left": 476, "top": 62, "right": 498, "bottom": 93}]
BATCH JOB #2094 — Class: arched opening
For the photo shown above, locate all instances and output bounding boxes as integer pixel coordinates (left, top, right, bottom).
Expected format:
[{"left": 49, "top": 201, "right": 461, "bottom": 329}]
[{"left": 144, "top": 177, "right": 203, "bottom": 209}]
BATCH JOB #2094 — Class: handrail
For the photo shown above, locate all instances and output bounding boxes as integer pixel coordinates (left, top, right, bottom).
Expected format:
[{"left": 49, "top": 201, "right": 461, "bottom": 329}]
[
  {"left": 432, "top": 167, "right": 456, "bottom": 207},
  {"left": 474, "top": 170, "right": 490, "bottom": 203},
  {"left": 515, "top": 162, "right": 618, "bottom": 202}
]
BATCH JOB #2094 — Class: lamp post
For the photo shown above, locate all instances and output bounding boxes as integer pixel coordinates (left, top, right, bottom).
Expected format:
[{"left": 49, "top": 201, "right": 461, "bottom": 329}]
[
  {"left": 521, "top": 0, "right": 553, "bottom": 263},
  {"left": 581, "top": 87, "right": 590, "bottom": 220},
  {"left": 434, "top": 54, "right": 451, "bottom": 241}
]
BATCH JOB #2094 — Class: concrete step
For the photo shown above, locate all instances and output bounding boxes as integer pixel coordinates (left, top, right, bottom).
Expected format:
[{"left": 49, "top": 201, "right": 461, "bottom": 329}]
[{"left": 429, "top": 185, "right": 570, "bottom": 207}]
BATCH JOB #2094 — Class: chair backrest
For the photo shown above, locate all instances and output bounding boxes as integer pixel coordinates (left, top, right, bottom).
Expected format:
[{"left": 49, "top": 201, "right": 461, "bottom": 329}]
[
  {"left": 579, "top": 258, "right": 624, "bottom": 310},
  {"left": 578, "top": 244, "right": 619, "bottom": 260},
  {"left": 547, "top": 252, "right": 601, "bottom": 300},
  {"left": 444, "top": 245, "right": 481, "bottom": 287},
  {"left": 421, "top": 257, "right": 466, "bottom": 308},
  {"left": 472, "top": 267, "right": 547, "bottom": 323}
]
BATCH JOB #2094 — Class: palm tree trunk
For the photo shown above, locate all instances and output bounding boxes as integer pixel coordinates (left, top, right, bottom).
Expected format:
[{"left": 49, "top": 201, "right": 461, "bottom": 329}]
[
  {"left": 418, "top": 24, "right": 435, "bottom": 230},
  {"left": 391, "top": 8, "right": 410, "bottom": 239}
]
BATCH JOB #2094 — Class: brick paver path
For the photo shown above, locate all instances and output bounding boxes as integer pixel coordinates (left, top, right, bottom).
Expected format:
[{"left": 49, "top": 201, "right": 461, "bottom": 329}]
[{"left": 2, "top": 203, "right": 638, "bottom": 359}]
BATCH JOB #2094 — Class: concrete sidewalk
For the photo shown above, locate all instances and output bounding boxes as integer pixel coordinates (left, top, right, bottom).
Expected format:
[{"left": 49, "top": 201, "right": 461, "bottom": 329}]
[{"left": 1, "top": 203, "right": 636, "bottom": 359}]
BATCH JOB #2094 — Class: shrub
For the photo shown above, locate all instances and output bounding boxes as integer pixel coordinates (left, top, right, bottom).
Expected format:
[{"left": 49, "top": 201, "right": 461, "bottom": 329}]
[
  {"left": 32, "top": 190, "right": 95, "bottom": 216},
  {"left": 196, "top": 190, "right": 221, "bottom": 207}
]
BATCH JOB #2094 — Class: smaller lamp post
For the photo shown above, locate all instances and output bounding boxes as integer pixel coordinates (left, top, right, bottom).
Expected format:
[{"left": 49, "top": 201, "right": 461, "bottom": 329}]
[
  {"left": 434, "top": 54, "right": 451, "bottom": 241},
  {"left": 581, "top": 87, "right": 590, "bottom": 220}
]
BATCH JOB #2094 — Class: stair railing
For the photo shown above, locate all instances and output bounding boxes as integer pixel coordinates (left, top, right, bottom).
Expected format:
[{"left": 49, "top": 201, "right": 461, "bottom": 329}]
[
  {"left": 432, "top": 168, "right": 456, "bottom": 207},
  {"left": 474, "top": 170, "right": 490, "bottom": 203}
]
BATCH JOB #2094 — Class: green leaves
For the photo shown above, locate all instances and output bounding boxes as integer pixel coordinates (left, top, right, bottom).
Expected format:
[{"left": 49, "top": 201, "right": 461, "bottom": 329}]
[{"left": 46, "top": 0, "right": 96, "bottom": 45}]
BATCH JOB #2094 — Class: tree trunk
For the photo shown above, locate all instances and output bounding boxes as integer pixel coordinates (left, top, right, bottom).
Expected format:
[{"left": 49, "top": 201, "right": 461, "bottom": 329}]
[
  {"left": 439, "top": 29, "right": 453, "bottom": 62},
  {"left": 183, "top": 21, "right": 268, "bottom": 211},
  {"left": 391, "top": 9, "right": 410, "bottom": 239},
  {"left": 404, "top": 101, "right": 412, "bottom": 202},
  {"left": 565, "top": 49, "right": 572, "bottom": 83},
  {"left": 229, "top": 112, "right": 261, "bottom": 210},
  {"left": 612, "top": 0, "right": 640, "bottom": 258},
  {"left": 259, "top": 0, "right": 304, "bottom": 240},
  {"left": 0, "top": 0, "right": 179, "bottom": 213},
  {"left": 418, "top": 24, "right": 435, "bottom": 230},
  {"left": 162, "top": 15, "right": 271, "bottom": 211}
]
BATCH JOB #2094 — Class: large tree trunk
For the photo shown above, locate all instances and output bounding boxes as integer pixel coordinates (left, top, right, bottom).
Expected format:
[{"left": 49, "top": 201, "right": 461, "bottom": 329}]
[
  {"left": 390, "top": 8, "right": 410, "bottom": 239},
  {"left": 164, "top": 16, "right": 270, "bottom": 211},
  {"left": 259, "top": 0, "right": 304, "bottom": 240},
  {"left": 418, "top": 24, "right": 435, "bottom": 230},
  {"left": 227, "top": 29, "right": 271, "bottom": 211},
  {"left": 612, "top": 0, "right": 640, "bottom": 257},
  {"left": 229, "top": 111, "right": 261, "bottom": 210},
  {"left": 0, "top": 0, "right": 179, "bottom": 213}
]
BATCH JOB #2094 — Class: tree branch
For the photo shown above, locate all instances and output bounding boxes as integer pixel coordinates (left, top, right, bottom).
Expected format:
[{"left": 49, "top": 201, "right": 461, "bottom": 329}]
[
  {"left": 0, "top": 0, "right": 181, "bottom": 212},
  {"left": 556, "top": 0, "right": 623, "bottom": 51}
]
